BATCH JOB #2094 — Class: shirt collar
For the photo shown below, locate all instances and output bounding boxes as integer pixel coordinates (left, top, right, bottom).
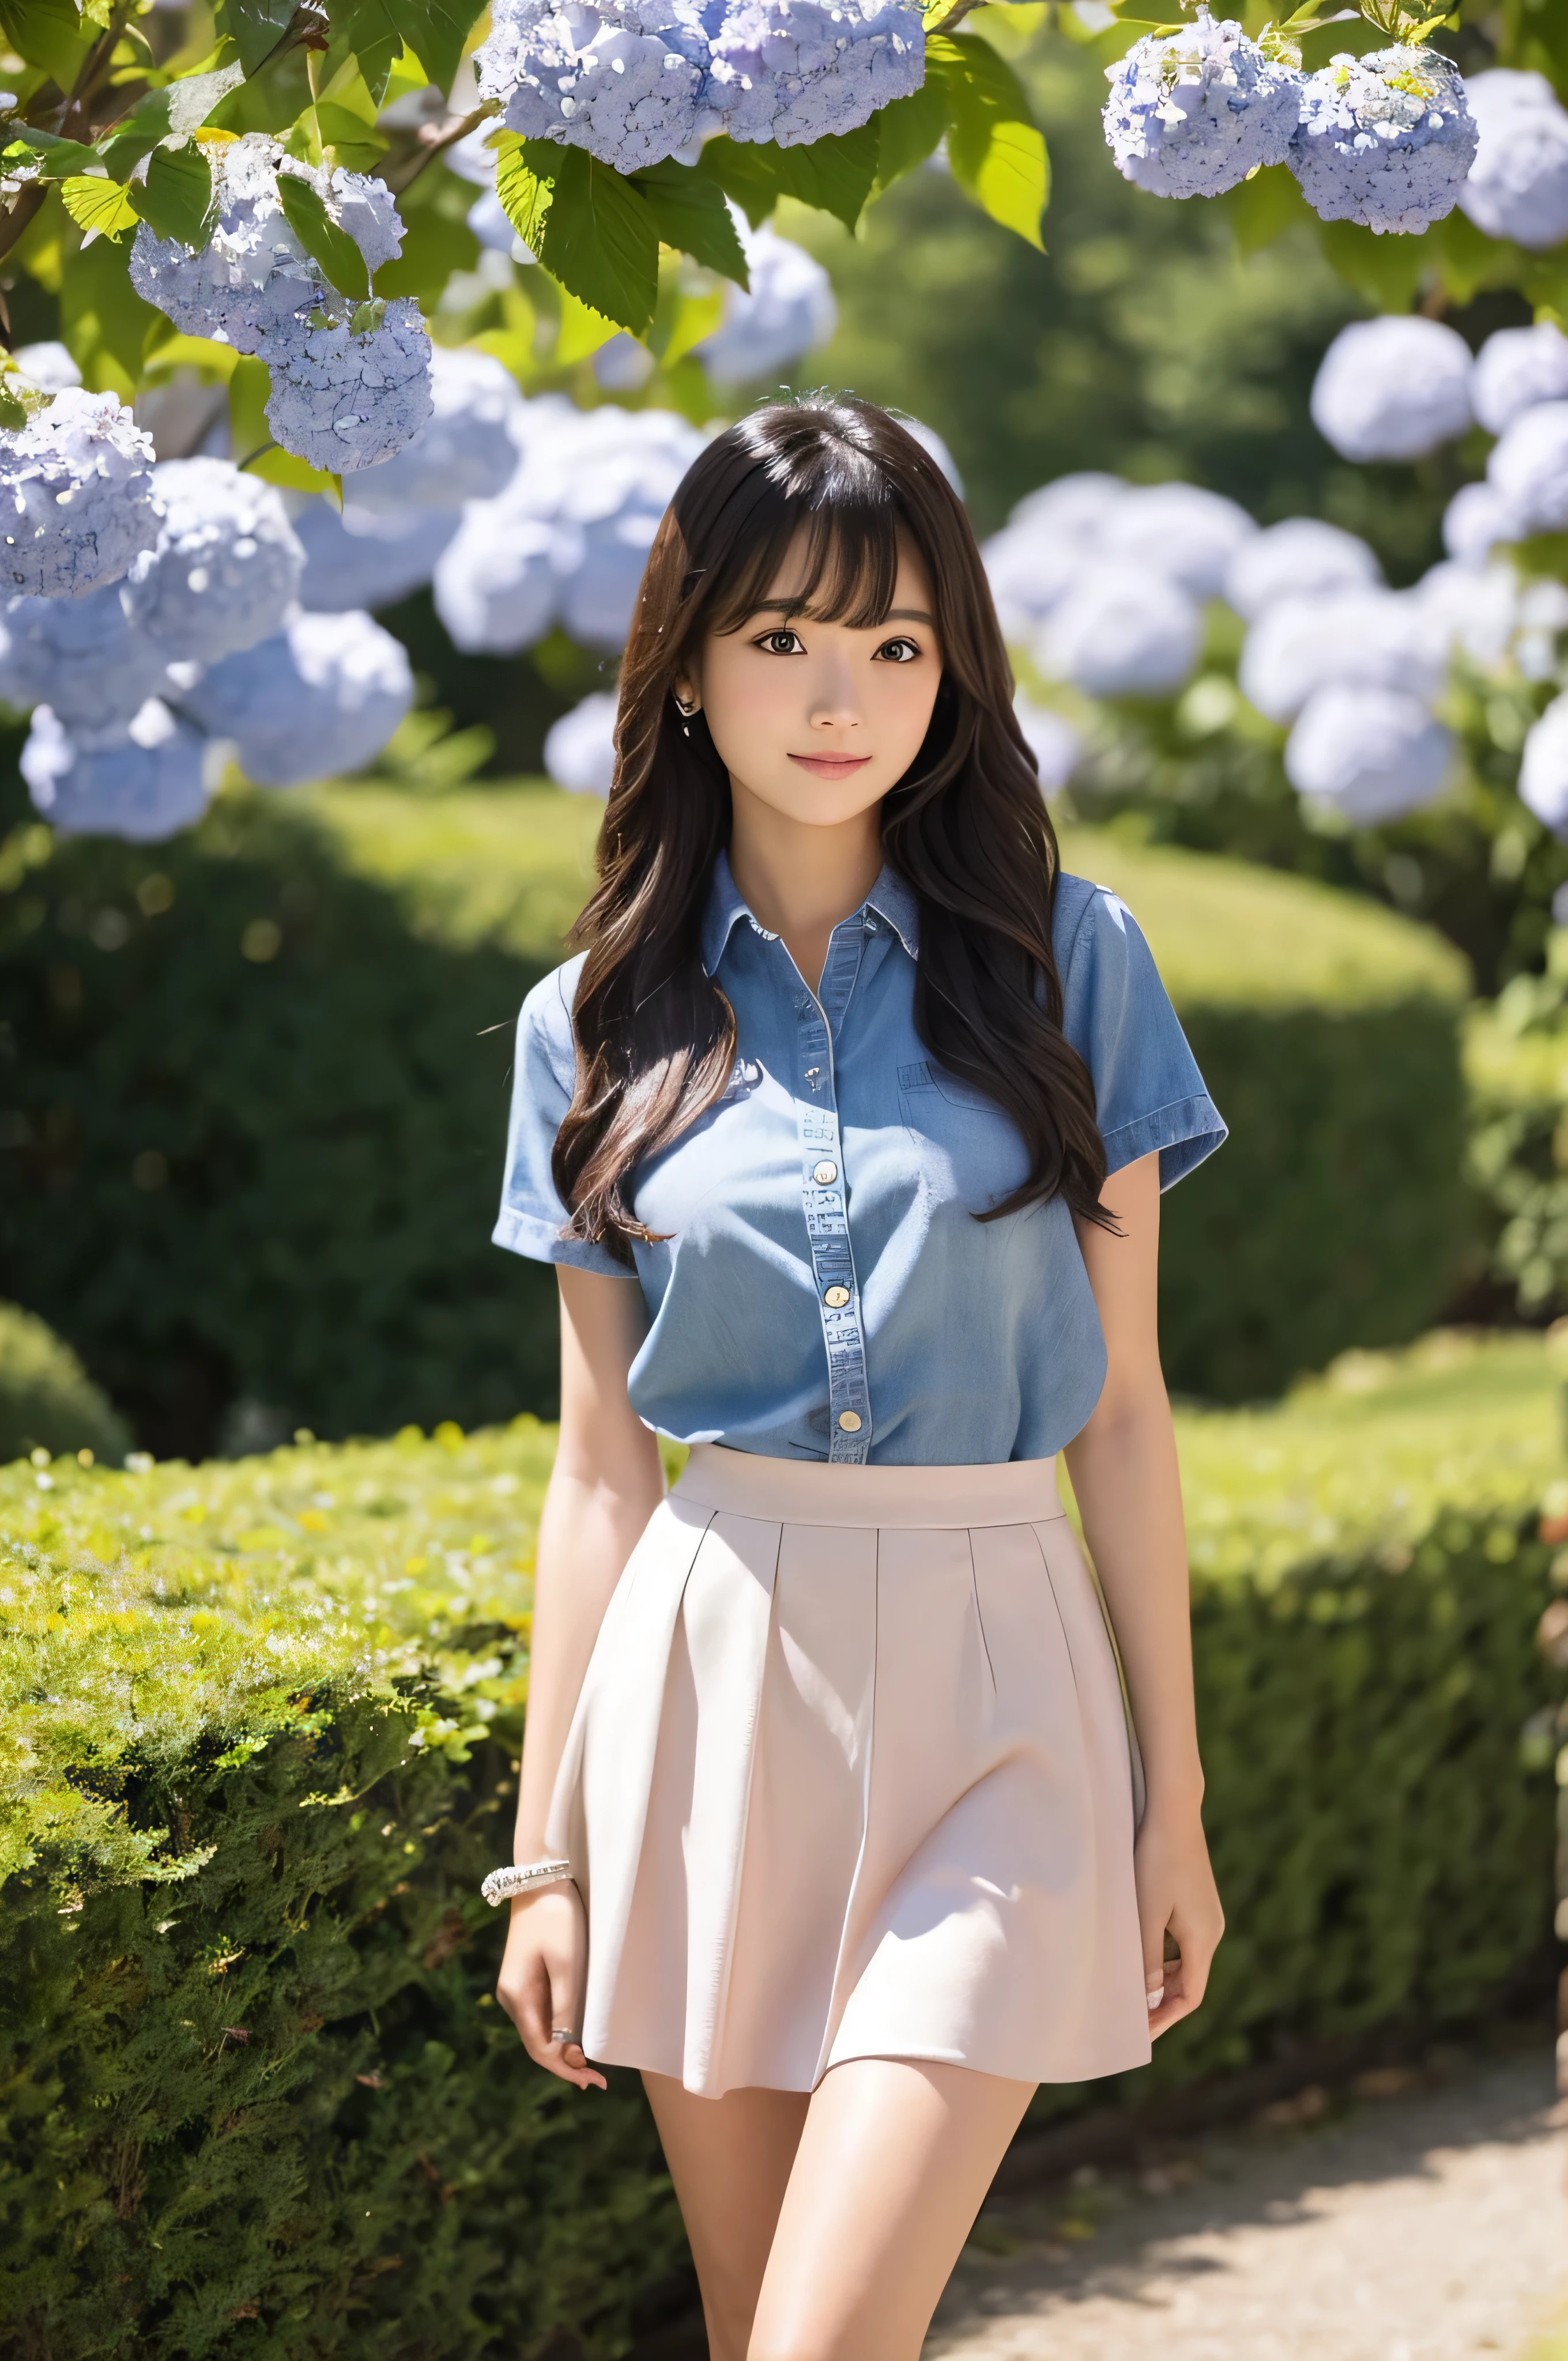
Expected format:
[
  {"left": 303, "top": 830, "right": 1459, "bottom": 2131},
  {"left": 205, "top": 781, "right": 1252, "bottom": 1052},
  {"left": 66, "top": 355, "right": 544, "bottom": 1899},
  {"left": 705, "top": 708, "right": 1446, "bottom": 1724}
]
[{"left": 699, "top": 850, "right": 921, "bottom": 976}]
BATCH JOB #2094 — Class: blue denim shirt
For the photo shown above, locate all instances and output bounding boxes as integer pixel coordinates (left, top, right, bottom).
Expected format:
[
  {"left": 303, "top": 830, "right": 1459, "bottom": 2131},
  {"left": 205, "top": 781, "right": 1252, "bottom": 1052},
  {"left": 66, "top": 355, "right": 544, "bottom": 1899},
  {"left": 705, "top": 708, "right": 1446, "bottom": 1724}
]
[{"left": 495, "top": 857, "right": 1225, "bottom": 1466}]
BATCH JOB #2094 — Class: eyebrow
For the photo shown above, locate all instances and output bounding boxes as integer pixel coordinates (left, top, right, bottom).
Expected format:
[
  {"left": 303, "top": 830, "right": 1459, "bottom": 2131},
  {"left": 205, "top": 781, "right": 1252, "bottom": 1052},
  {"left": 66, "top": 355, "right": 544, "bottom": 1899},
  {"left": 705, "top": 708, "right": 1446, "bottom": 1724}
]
[{"left": 751, "top": 601, "right": 936, "bottom": 625}]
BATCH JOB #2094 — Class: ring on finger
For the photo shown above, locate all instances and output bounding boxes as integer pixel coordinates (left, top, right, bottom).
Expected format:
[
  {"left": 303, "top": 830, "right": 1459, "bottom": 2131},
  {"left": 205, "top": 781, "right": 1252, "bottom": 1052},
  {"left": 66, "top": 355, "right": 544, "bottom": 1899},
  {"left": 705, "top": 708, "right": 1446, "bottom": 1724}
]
[{"left": 550, "top": 2029, "right": 579, "bottom": 2045}]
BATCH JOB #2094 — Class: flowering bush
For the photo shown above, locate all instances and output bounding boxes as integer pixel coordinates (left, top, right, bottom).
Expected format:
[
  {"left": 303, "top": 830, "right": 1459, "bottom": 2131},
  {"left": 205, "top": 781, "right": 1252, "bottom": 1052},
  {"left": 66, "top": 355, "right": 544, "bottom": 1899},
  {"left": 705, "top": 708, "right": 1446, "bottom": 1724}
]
[{"left": 1103, "top": 17, "right": 1300, "bottom": 199}]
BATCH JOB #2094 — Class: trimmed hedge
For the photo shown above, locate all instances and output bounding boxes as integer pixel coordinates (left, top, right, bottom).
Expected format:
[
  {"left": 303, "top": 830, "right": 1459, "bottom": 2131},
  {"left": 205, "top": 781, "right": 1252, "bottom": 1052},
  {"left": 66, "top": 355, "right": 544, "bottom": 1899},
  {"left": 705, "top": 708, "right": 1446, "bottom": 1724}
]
[
  {"left": 1064, "top": 828, "right": 1473, "bottom": 1402},
  {"left": 0, "top": 785, "right": 1472, "bottom": 1454},
  {"left": 2, "top": 1334, "right": 1562, "bottom": 2353},
  {"left": 0, "top": 1299, "right": 129, "bottom": 1465}
]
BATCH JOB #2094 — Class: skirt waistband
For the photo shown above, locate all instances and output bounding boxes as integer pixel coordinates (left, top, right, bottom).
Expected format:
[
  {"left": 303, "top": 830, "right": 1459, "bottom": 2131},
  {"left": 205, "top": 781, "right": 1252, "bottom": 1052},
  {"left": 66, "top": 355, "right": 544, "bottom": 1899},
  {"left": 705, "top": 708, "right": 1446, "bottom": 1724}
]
[{"left": 672, "top": 1443, "right": 1064, "bottom": 1530}]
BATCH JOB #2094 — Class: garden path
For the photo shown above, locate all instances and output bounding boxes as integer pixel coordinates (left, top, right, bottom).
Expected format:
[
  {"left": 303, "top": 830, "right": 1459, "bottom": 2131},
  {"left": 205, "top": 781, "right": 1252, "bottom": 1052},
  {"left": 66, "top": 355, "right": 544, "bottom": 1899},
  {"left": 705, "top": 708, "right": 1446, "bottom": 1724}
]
[{"left": 928, "top": 2043, "right": 1566, "bottom": 2361}]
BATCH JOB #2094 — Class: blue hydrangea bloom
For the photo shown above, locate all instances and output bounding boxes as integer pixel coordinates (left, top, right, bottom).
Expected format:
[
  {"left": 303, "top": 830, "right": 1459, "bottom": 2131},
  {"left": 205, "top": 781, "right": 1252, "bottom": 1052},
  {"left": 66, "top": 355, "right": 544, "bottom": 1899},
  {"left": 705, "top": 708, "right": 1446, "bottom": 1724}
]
[
  {"left": 1520, "top": 692, "right": 1568, "bottom": 838},
  {"left": 258, "top": 298, "right": 434, "bottom": 475},
  {"left": 694, "top": 221, "right": 836, "bottom": 386},
  {"left": 1309, "top": 315, "right": 1473, "bottom": 463},
  {"left": 0, "top": 582, "right": 167, "bottom": 731},
  {"left": 1458, "top": 70, "right": 1568, "bottom": 251},
  {"left": 122, "top": 458, "right": 303, "bottom": 666},
  {"left": 1290, "top": 46, "right": 1476, "bottom": 233},
  {"left": 1037, "top": 563, "right": 1202, "bottom": 700},
  {"left": 704, "top": 0, "right": 925, "bottom": 149},
  {"left": 293, "top": 499, "right": 463, "bottom": 615},
  {"left": 544, "top": 691, "right": 619, "bottom": 793},
  {"left": 1224, "top": 518, "right": 1381, "bottom": 621},
  {"left": 178, "top": 608, "right": 413, "bottom": 789},
  {"left": 1471, "top": 322, "right": 1568, "bottom": 438},
  {"left": 0, "top": 389, "right": 163, "bottom": 599},
  {"left": 1103, "top": 16, "right": 1301, "bottom": 199},
  {"left": 1284, "top": 682, "right": 1452, "bottom": 823},
  {"left": 1487, "top": 399, "right": 1568, "bottom": 537},
  {"left": 22, "top": 699, "right": 210, "bottom": 842}
]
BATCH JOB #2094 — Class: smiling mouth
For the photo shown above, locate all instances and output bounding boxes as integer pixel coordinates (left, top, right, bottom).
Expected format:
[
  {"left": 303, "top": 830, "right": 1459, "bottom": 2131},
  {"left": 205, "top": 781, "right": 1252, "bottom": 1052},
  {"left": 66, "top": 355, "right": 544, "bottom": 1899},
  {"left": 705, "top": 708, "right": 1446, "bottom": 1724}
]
[{"left": 789, "top": 753, "right": 872, "bottom": 775}]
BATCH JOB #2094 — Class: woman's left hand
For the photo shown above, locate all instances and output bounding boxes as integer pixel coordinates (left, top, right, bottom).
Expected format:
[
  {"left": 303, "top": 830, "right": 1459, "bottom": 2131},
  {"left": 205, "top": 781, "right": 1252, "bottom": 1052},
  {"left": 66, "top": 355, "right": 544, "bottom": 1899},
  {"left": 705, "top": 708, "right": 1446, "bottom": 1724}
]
[{"left": 1133, "top": 1804, "right": 1224, "bottom": 2039}]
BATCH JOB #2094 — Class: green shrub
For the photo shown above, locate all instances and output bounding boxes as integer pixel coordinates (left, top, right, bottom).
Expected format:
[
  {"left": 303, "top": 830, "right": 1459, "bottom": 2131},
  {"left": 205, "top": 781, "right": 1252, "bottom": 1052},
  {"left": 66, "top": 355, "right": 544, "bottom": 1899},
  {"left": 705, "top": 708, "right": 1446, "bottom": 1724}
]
[
  {"left": 0, "top": 1300, "right": 129, "bottom": 1465},
  {"left": 3, "top": 1336, "right": 1561, "bottom": 2351},
  {"left": 0, "top": 797, "right": 560, "bottom": 1461},
  {"left": 1462, "top": 934, "right": 1568, "bottom": 1317}
]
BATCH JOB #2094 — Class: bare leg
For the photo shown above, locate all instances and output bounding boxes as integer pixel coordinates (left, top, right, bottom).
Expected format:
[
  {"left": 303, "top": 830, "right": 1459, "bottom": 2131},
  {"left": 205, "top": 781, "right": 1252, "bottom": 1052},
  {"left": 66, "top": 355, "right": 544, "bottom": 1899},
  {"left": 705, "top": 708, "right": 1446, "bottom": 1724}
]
[
  {"left": 642, "top": 2071, "right": 810, "bottom": 2361},
  {"left": 749, "top": 2057, "right": 1035, "bottom": 2361}
]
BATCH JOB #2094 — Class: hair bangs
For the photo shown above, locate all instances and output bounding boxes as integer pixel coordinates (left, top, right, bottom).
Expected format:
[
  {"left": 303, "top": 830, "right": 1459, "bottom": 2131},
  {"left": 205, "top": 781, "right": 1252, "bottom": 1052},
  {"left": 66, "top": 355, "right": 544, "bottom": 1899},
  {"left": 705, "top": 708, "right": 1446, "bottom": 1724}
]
[{"left": 698, "top": 445, "right": 903, "bottom": 640}]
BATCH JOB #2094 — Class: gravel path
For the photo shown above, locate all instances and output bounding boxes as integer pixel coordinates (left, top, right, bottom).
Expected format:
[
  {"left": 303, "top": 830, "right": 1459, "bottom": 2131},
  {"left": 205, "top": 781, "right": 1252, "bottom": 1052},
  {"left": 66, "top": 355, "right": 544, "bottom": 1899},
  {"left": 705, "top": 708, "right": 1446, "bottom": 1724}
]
[{"left": 928, "top": 2044, "right": 1566, "bottom": 2361}]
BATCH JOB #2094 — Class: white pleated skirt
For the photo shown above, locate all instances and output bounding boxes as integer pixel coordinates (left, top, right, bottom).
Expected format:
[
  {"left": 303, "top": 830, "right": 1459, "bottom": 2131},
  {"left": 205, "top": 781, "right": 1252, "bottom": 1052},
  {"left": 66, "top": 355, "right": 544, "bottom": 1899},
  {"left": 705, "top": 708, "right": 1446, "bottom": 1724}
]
[{"left": 545, "top": 1444, "right": 1151, "bottom": 2098}]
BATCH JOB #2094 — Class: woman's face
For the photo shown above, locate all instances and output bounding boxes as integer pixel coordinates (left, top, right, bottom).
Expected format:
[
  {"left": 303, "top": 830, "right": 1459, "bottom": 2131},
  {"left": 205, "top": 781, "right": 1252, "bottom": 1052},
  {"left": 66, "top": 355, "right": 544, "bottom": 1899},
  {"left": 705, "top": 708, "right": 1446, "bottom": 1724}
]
[{"left": 678, "top": 528, "right": 943, "bottom": 830}]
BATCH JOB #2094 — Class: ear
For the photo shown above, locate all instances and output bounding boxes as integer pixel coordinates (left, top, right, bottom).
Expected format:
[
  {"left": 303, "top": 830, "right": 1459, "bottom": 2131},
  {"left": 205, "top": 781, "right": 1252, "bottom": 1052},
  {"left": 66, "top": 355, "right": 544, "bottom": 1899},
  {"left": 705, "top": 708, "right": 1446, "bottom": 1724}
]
[{"left": 672, "top": 677, "right": 702, "bottom": 716}]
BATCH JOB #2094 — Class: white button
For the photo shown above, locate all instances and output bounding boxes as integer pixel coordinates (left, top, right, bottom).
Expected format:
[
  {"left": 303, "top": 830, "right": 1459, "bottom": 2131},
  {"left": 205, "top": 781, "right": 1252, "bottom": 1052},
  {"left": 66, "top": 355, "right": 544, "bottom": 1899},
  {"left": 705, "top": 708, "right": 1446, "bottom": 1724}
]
[
  {"left": 812, "top": 1160, "right": 838, "bottom": 1186},
  {"left": 838, "top": 1410, "right": 862, "bottom": 1432},
  {"left": 823, "top": 1284, "right": 850, "bottom": 1308}
]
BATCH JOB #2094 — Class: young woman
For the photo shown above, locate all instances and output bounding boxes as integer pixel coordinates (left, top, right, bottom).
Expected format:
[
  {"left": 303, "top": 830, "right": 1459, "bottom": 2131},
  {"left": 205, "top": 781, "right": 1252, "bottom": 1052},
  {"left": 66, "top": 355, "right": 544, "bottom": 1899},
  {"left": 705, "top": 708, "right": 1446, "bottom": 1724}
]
[{"left": 489, "top": 396, "right": 1226, "bottom": 2361}]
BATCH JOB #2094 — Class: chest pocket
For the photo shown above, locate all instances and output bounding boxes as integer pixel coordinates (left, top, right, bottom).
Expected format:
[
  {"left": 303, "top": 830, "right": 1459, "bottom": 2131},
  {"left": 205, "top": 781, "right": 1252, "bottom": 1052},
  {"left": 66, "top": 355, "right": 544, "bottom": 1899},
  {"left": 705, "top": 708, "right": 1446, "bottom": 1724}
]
[{"left": 898, "top": 1059, "right": 1031, "bottom": 1206}]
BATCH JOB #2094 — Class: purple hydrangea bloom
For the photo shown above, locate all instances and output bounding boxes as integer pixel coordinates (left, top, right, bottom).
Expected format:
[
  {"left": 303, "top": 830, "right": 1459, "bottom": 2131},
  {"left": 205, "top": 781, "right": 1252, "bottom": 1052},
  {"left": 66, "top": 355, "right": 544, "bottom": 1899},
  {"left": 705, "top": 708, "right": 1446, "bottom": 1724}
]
[
  {"left": 122, "top": 458, "right": 303, "bottom": 666},
  {"left": 21, "top": 697, "right": 211, "bottom": 841},
  {"left": 1309, "top": 316, "right": 1473, "bottom": 463},
  {"left": 0, "top": 389, "right": 163, "bottom": 599},
  {"left": 178, "top": 608, "right": 413, "bottom": 787},
  {"left": 1290, "top": 46, "right": 1477, "bottom": 235},
  {"left": 1103, "top": 16, "right": 1301, "bottom": 200},
  {"left": 1458, "top": 69, "right": 1568, "bottom": 251},
  {"left": 1284, "top": 682, "right": 1452, "bottom": 823}
]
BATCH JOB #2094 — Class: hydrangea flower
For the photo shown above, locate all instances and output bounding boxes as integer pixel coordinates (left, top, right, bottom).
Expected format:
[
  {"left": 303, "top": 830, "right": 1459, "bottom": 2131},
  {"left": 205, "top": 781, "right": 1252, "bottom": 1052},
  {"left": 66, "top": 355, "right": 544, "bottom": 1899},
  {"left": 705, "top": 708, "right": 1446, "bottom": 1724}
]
[
  {"left": 1036, "top": 563, "right": 1202, "bottom": 700},
  {"left": 1520, "top": 691, "right": 1568, "bottom": 837},
  {"left": 476, "top": 0, "right": 924, "bottom": 169},
  {"left": 121, "top": 458, "right": 303, "bottom": 666},
  {"left": 1412, "top": 559, "right": 1520, "bottom": 671},
  {"left": 898, "top": 417, "right": 964, "bottom": 496},
  {"left": 1284, "top": 683, "right": 1452, "bottom": 823},
  {"left": 1013, "top": 697, "right": 1080, "bottom": 793},
  {"left": 1514, "top": 578, "right": 1568, "bottom": 682},
  {"left": 544, "top": 691, "right": 619, "bottom": 793},
  {"left": 178, "top": 608, "right": 413, "bottom": 788},
  {"left": 434, "top": 402, "right": 703, "bottom": 654},
  {"left": 706, "top": 0, "right": 926, "bottom": 149},
  {"left": 347, "top": 346, "right": 523, "bottom": 514},
  {"left": 0, "top": 582, "right": 167, "bottom": 731},
  {"left": 1471, "top": 322, "right": 1568, "bottom": 439},
  {"left": 21, "top": 697, "right": 211, "bottom": 842},
  {"left": 1102, "top": 15, "right": 1301, "bottom": 199},
  {"left": 259, "top": 297, "right": 434, "bottom": 474},
  {"left": 293, "top": 497, "right": 463, "bottom": 614},
  {"left": 129, "top": 138, "right": 407, "bottom": 356},
  {"left": 0, "top": 388, "right": 163, "bottom": 599},
  {"left": 477, "top": 0, "right": 713, "bottom": 171},
  {"left": 1099, "top": 480, "right": 1256, "bottom": 600},
  {"left": 1238, "top": 589, "right": 1443, "bottom": 724},
  {"left": 1443, "top": 480, "right": 1517, "bottom": 568},
  {"left": 1223, "top": 517, "right": 1382, "bottom": 620},
  {"left": 695, "top": 221, "right": 837, "bottom": 387},
  {"left": 1289, "top": 46, "right": 1477, "bottom": 235},
  {"left": 12, "top": 342, "right": 79, "bottom": 395},
  {"left": 1487, "top": 399, "right": 1568, "bottom": 537},
  {"left": 982, "top": 475, "right": 1125, "bottom": 639},
  {"left": 1309, "top": 315, "right": 1473, "bottom": 463},
  {"left": 1457, "top": 70, "right": 1568, "bottom": 251}
]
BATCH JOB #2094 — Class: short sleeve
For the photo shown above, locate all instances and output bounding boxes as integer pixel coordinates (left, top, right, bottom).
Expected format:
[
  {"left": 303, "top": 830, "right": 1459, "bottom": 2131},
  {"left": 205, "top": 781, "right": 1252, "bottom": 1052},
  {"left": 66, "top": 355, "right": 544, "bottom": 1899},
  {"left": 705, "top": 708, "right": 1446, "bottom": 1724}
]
[
  {"left": 493, "top": 957, "right": 628, "bottom": 1275},
  {"left": 1055, "top": 877, "right": 1227, "bottom": 1190}
]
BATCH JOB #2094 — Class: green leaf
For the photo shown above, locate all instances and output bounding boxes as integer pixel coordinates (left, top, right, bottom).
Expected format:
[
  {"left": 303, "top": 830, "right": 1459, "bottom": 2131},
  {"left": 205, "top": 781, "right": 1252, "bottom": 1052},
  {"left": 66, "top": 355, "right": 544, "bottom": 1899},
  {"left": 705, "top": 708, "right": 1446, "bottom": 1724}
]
[
  {"left": 1222, "top": 160, "right": 1314, "bottom": 258},
  {"left": 872, "top": 80, "right": 948, "bottom": 193},
  {"left": 59, "top": 175, "right": 140, "bottom": 244},
  {"left": 493, "top": 133, "right": 554, "bottom": 256},
  {"left": 933, "top": 33, "right": 1049, "bottom": 250},
  {"left": 1297, "top": 16, "right": 1388, "bottom": 70},
  {"left": 132, "top": 140, "right": 216, "bottom": 248},
  {"left": 696, "top": 123, "right": 880, "bottom": 232},
  {"left": 384, "top": 0, "right": 488, "bottom": 93},
  {"left": 370, "top": 199, "right": 480, "bottom": 301},
  {"left": 276, "top": 169, "right": 372, "bottom": 301},
  {"left": 59, "top": 226, "right": 163, "bottom": 392},
  {"left": 1, "top": 129, "right": 101, "bottom": 178},
  {"left": 314, "top": 100, "right": 390, "bottom": 170},
  {"left": 213, "top": 0, "right": 299, "bottom": 76},
  {"left": 1314, "top": 216, "right": 1426, "bottom": 312},
  {"left": 206, "top": 35, "right": 314, "bottom": 136},
  {"left": 0, "top": 377, "right": 29, "bottom": 429},
  {"left": 521, "top": 139, "right": 659, "bottom": 334},
  {"left": 632, "top": 159, "right": 748, "bottom": 288},
  {"left": 555, "top": 289, "right": 623, "bottom": 364},
  {"left": 97, "top": 62, "right": 247, "bottom": 179},
  {"left": 0, "top": 0, "right": 93, "bottom": 88}
]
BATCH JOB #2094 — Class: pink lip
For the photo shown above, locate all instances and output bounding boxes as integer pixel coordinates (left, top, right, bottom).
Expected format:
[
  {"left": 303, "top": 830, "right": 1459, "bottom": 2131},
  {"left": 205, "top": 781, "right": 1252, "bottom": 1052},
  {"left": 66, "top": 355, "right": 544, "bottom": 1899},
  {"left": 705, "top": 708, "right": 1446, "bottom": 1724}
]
[{"left": 789, "top": 753, "right": 872, "bottom": 776}]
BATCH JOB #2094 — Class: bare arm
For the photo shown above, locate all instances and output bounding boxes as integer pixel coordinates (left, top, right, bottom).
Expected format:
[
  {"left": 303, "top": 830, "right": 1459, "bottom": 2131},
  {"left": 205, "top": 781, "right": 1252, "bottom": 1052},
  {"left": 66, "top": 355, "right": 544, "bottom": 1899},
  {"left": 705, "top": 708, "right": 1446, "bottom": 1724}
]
[
  {"left": 1063, "top": 1151, "right": 1223, "bottom": 2036},
  {"left": 497, "top": 1264, "right": 666, "bottom": 2088}
]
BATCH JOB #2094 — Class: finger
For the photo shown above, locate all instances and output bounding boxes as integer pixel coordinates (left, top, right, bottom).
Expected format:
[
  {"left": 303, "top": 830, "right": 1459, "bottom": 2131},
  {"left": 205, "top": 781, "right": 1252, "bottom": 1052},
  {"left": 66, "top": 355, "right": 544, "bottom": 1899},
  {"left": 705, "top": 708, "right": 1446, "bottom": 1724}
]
[{"left": 545, "top": 1954, "right": 607, "bottom": 2093}]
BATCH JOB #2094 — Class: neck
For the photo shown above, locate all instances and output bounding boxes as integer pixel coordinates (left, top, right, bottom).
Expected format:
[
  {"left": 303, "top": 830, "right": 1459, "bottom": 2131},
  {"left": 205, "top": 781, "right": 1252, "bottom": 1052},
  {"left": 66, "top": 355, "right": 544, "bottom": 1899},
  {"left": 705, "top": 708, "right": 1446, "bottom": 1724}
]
[{"left": 727, "top": 780, "right": 884, "bottom": 993}]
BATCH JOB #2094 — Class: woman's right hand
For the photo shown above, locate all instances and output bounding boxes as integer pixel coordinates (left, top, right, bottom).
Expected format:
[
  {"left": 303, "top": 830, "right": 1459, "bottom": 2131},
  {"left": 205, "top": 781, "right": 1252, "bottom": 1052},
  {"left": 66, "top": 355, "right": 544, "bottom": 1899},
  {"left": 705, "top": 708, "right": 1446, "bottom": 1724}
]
[{"left": 495, "top": 1884, "right": 608, "bottom": 2091}]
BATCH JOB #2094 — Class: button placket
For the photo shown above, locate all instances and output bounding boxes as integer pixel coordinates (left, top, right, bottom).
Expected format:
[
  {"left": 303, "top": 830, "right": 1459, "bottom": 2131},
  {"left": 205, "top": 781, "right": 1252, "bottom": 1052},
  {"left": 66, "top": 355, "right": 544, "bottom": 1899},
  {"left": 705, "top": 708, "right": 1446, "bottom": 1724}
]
[{"left": 797, "top": 915, "right": 872, "bottom": 1463}]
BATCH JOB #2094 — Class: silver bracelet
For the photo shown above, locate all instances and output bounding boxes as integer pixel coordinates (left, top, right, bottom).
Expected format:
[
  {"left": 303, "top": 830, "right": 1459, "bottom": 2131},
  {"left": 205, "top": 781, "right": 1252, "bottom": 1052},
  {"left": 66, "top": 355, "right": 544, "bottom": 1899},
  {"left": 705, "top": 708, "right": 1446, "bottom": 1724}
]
[{"left": 481, "top": 1858, "right": 575, "bottom": 1907}]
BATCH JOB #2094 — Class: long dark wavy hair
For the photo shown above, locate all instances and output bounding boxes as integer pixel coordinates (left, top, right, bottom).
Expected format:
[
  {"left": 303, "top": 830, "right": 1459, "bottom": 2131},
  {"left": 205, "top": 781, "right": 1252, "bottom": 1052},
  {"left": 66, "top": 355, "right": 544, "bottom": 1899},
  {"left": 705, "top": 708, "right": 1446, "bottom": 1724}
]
[{"left": 552, "top": 394, "right": 1109, "bottom": 1265}]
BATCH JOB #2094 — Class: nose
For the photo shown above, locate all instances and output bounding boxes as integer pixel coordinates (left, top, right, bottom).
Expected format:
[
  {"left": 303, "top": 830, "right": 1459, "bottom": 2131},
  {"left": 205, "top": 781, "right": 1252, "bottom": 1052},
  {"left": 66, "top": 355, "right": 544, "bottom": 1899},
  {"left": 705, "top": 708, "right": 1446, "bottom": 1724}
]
[{"left": 808, "top": 649, "right": 862, "bottom": 733}]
